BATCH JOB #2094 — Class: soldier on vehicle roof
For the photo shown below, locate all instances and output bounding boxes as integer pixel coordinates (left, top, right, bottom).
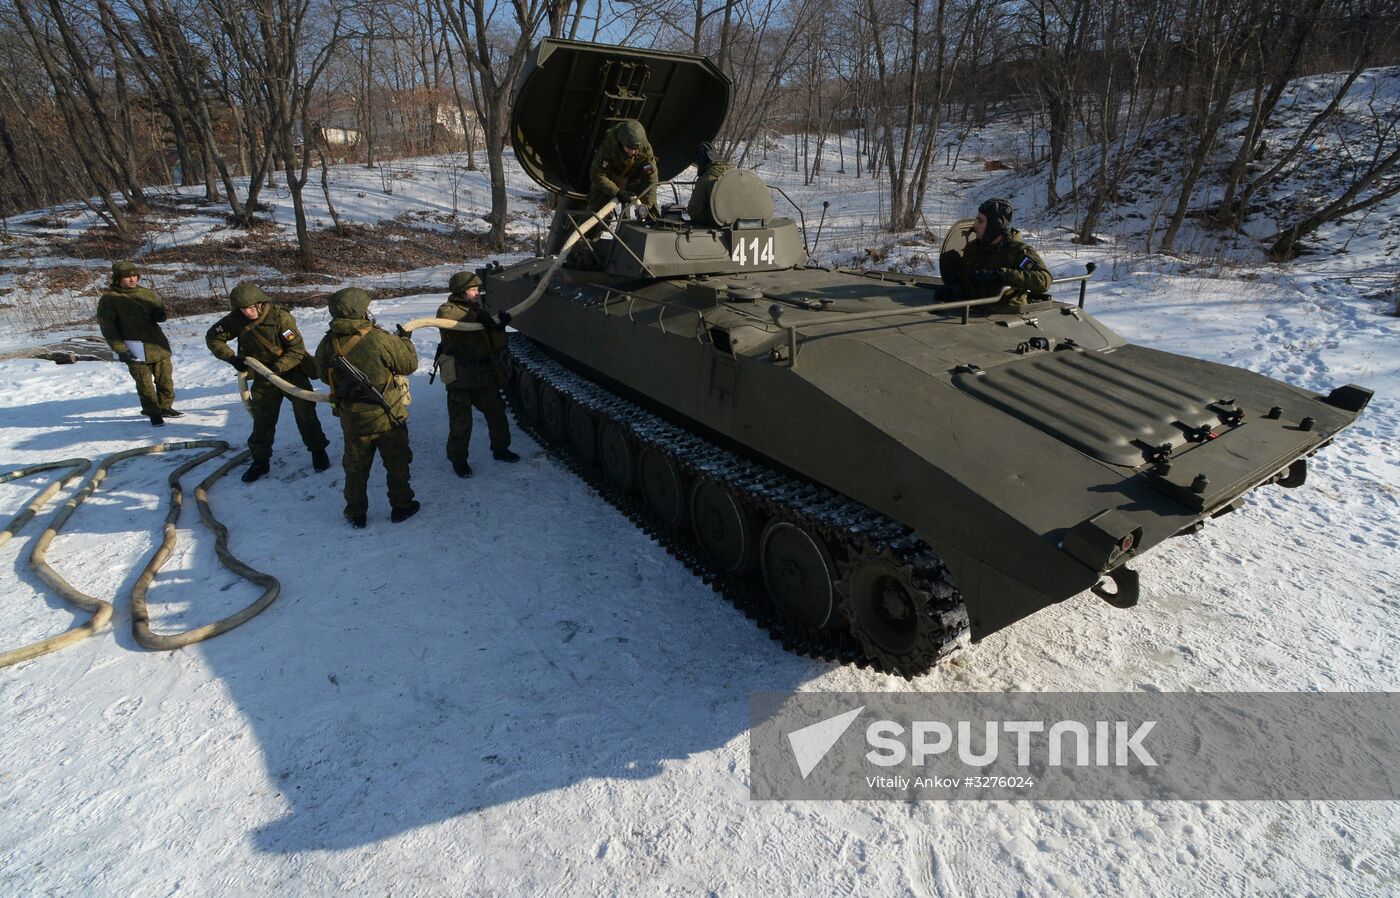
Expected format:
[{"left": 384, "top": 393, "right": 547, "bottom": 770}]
[
  {"left": 687, "top": 142, "right": 733, "bottom": 227},
  {"left": 587, "top": 119, "right": 659, "bottom": 217},
  {"left": 313, "top": 288, "right": 420, "bottom": 528},
  {"left": 96, "top": 260, "right": 181, "bottom": 426},
  {"left": 436, "top": 272, "right": 520, "bottom": 479},
  {"left": 206, "top": 282, "right": 330, "bottom": 483},
  {"left": 939, "top": 198, "right": 1053, "bottom": 306}
]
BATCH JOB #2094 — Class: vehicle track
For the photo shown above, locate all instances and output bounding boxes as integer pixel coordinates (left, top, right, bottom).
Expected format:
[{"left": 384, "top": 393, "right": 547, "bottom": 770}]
[{"left": 504, "top": 335, "right": 969, "bottom": 678}]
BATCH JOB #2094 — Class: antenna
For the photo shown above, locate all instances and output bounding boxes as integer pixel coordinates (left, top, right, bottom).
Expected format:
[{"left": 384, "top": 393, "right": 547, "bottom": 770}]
[{"left": 811, "top": 201, "right": 831, "bottom": 258}]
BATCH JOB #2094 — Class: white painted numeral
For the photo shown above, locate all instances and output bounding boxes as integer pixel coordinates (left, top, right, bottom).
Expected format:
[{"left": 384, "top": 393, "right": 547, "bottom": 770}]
[{"left": 731, "top": 236, "right": 775, "bottom": 266}]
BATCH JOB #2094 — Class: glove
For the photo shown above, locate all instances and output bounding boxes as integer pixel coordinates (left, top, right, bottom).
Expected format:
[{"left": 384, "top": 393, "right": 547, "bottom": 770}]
[
  {"left": 395, "top": 323, "right": 409, "bottom": 338},
  {"left": 617, "top": 191, "right": 635, "bottom": 203},
  {"left": 496, "top": 311, "right": 512, "bottom": 327},
  {"left": 968, "top": 269, "right": 1007, "bottom": 297},
  {"left": 116, "top": 350, "right": 136, "bottom": 364},
  {"left": 229, "top": 356, "right": 248, "bottom": 373},
  {"left": 151, "top": 308, "right": 168, "bottom": 323}
]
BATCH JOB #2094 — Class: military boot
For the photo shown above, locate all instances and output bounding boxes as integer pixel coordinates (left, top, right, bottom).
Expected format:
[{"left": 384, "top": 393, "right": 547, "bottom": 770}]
[
  {"left": 452, "top": 459, "right": 473, "bottom": 478},
  {"left": 492, "top": 448, "right": 521, "bottom": 463},
  {"left": 241, "top": 458, "right": 271, "bottom": 483},
  {"left": 345, "top": 511, "right": 367, "bottom": 529},
  {"left": 161, "top": 408, "right": 184, "bottom": 418},
  {"left": 390, "top": 500, "right": 421, "bottom": 523},
  {"left": 149, "top": 413, "right": 165, "bottom": 427},
  {"left": 311, "top": 448, "right": 331, "bottom": 472}
]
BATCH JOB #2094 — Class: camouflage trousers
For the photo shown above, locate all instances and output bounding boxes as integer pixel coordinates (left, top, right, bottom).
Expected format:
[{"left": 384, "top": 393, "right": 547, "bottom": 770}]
[
  {"left": 341, "top": 422, "right": 414, "bottom": 518},
  {"left": 445, "top": 384, "right": 511, "bottom": 462},
  {"left": 247, "top": 373, "right": 330, "bottom": 462},
  {"left": 125, "top": 357, "right": 174, "bottom": 416}
]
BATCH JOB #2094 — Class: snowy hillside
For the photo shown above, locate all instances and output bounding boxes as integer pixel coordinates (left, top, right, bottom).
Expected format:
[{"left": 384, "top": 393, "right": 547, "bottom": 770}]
[{"left": 2, "top": 77, "right": 1399, "bottom": 895}]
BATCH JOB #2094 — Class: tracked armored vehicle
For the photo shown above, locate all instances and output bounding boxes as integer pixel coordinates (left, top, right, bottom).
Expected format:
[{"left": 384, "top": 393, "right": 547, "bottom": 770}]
[{"left": 482, "top": 38, "right": 1373, "bottom": 677}]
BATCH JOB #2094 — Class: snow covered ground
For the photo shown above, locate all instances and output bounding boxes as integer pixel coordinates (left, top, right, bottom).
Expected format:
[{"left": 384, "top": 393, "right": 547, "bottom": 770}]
[{"left": 2, "top": 87, "right": 1399, "bottom": 895}]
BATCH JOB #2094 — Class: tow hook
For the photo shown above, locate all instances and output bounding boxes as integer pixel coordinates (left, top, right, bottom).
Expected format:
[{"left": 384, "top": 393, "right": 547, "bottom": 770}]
[{"left": 1093, "top": 564, "right": 1140, "bottom": 609}]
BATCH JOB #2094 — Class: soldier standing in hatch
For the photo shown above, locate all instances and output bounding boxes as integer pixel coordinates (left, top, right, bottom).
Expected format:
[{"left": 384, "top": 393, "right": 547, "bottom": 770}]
[
  {"left": 587, "top": 118, "right": 660, "bottom": 217},
  {"left": 206, "top": 282, "right": 331, "bottom": 483},
  {"left": 938, "top": 198, "right": 1053, "bottom": 305},
  {"left": 96, "top": 260, "right": 180, "bottom": 426},
  {"left": 313, "top": 287, "right": 420, "bottom": 528},
  {"left": 687, "top": 142, "right": 733, "bottom": 227},
  {"left": 436, "top": 272, "right": 520, "bottom": 478}
]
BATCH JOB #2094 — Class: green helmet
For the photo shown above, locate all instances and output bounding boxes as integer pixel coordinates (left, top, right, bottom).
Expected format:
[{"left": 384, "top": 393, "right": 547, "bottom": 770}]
[
  {"left": 328, "top": 287, "right": 373, "bottom": 320},
  {"left": 229, "top": 281, "right": 268, "bottom": 312},
  {"left": 448, "top": 272, "right": 481, "bottom": 294},
  {"left": 111, "top": 260, "right": 138, "bottom": 284},
  {"left": 616, "top": 119, "right": 648, "bottom": 151}
]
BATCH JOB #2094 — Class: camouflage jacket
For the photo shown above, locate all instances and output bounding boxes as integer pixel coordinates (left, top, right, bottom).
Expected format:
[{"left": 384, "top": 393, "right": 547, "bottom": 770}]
[
  {"left": 687, "top": 161, "right": 734, "bottom": 225},
  {"left": 588, "top": 127, "right": 659, "bottom": 204},
  {"left": 206, "top": 303, "right": 313, "bottom": 378},
  {"left": 437, "top": 297, "right": 508, "bottom": 387},
  {"left": 957, "top": 229, "right": 1053, "bottom": 305},
  {"left": 314, "top": 317, "right": 419, "bottom": 434},
  {"left": 96, "top": 286, "right": 170, "bottom": 360}
]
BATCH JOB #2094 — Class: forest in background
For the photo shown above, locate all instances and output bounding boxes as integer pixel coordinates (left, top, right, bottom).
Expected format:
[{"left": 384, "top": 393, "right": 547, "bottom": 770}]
[{"left": 2, "top": 0, "right": 1399, "bottom": 262}]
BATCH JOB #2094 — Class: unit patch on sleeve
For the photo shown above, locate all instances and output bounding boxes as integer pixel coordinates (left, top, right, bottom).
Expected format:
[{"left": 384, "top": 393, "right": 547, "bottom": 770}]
[{"left": 281, "top": 328, "right": 296, "bottom": 341}]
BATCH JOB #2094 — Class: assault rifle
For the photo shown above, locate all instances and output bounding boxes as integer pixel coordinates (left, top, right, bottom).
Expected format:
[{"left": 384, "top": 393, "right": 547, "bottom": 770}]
[
  {"left": 428, "top": 342, "right": 444, "bottom": 384},
  {"left": 330, "top": 354, "right": 405, "bottom": 426}
]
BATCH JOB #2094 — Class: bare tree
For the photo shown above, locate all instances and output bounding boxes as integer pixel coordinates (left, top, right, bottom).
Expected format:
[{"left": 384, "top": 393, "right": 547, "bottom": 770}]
[
  {"left": 863, "top": 0, "right": 985, "bottom": 231},
  {"left": 1268, "top": 79, "right": 1400, "bottom": 259},
  {"left": 207, "top": 0, "right": 341, "bottom": 263},
  {"left": 1071, "top": 0, "right": 1171, "bottom": 243},
  {"left": 1156, "top": 0, "right": 1265, "bottom": 252},
  {"left": 436, "top": 0, "right": 553, "bottom": 249}
]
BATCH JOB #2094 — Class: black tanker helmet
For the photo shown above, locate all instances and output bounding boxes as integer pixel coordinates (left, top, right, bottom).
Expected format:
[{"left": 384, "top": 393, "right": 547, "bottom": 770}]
[
  {"left": 694, "top": 142, "right": 717, "bottom": 173},
  {"left": 977, "top": 198, "right": 1014, "bottom": 242}
]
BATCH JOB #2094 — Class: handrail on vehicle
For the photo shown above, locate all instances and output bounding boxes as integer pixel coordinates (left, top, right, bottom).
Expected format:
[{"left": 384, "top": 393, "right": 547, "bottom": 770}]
[
  {"left": 599, "top": 288, "right": 709, "bottom": 344},
  {"left": 776, "top": 262, "right": 1098, "bottom": 368}
]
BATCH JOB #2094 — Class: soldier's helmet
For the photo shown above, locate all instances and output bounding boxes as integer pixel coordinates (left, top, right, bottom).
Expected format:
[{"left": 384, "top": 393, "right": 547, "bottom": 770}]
[
  {"left": 111, "top": 260, "right": 138, "bottom": 285},
  {"left": 328, "top": 287, "right": 373, "bottom": 320},
  {"left": 229, "top": 282, "right": 269, "bottom": 311},
  {"left": 694, "top": 142, "right": 717, "bottom": 172},
  {"left": 449, "top": 272, "right": 481, "bottom": 295},
  {"left": 617, "top": 119, "right": 648, "bottom": 151},
  {"left": 977, "top": 198, "right": 1014, "bottom": 242}
]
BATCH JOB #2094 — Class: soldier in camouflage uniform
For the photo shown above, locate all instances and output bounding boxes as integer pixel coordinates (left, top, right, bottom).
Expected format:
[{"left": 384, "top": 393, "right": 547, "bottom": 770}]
[
  {"left": 206, "top": 282, "right": 331, "bottom": 483},
  {"left": 313, "top": 288, "right": 420, "bottom": 528},
  {"left": 96, "top": 260, "right": 179, "bottom": 426},
  {"left": 587, "top": 119, "right": 659, "bottom": 216},
  {"left": 938, "top": 198, "right": 1052, "bottom": 306},
  {"left": 687, "top": 142, "right": 733, "bottom": 227},
  {"left": 436, "top": 272, "right": 520, "bottom": 478}
]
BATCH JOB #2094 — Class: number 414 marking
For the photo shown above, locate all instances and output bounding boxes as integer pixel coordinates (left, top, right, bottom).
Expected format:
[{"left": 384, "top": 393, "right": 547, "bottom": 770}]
[{"left": 731, "top": 236, "right": 775, "bottom": 265}]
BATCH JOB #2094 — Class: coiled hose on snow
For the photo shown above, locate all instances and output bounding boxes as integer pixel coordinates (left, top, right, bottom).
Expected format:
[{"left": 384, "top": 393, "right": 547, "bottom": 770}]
[{"left": 0, "top": 441, "right": 279, "bottom": 669}]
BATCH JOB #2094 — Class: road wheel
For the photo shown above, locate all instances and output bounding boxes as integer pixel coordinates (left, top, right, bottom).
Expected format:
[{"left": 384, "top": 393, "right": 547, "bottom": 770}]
[
  {"left": 760, "top": 520, "right": 837, "bottom": 630},
  {"left": 516, "top": 370, "right": 542, "bottom": 425},
  {"left": 690, "top": 477, "right": 756, "bottom": 574},
  {"left": 539, "top": 385, "right": 567, "bottom": 444},
  {"left": 599, "top": 420, "right": 636, "bottom": 493},
  {"left": 639, "top": 446, "right": 686, "bottom": 531},
  {"left": 566, "top": 401, "right": 598, "bottom": 465}
]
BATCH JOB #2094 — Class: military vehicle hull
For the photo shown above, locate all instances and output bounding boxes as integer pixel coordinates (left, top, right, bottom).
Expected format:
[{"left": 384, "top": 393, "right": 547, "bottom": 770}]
[
  {"left": 485, "top": 37, "right": 1371, "bottom": 677},
  {"left": 482, "top": 257, "right": 1368, "bottom": 675}
]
